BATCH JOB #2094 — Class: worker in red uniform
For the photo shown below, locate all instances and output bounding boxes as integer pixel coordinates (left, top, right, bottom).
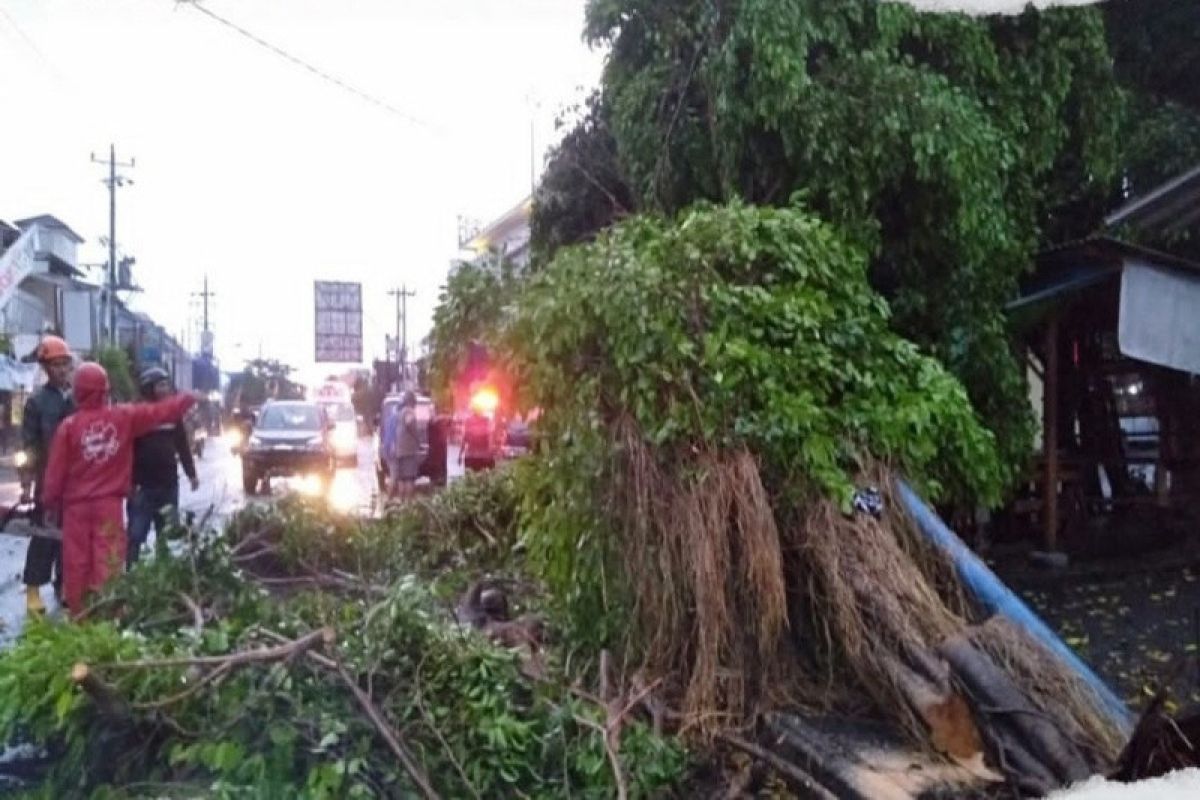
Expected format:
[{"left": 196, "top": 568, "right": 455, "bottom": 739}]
[{"left": 41, "top": 362, "right": 196, "bottom": 616}]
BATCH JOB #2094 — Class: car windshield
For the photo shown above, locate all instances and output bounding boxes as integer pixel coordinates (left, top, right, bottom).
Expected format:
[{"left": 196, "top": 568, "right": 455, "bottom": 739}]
[
  {"left": 320, "top": 402, "right": 356, "bottom": 422},
  {"left": 257, "top": 405, "right": 322, "bottom": 431}
]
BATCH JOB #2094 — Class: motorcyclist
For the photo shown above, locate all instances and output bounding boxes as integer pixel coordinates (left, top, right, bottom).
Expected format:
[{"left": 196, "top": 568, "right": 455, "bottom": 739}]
[
  {"left": 18, "top": 335, "right": 75, "bottom": 615},
  {"left": 41, "top": 362, "right": 196, "bottom": 616},
  {"left": 127, "top": 367, "right": 199, "bottom": 567}
]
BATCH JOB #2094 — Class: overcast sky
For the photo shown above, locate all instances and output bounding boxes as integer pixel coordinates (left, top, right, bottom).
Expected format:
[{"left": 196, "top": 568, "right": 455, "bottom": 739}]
[
  {"left": 0, "top": 0, "right": 1102, "bottom": 384},
  {"left": 0, "top": 0, "right": 603, "bottom": 384}
]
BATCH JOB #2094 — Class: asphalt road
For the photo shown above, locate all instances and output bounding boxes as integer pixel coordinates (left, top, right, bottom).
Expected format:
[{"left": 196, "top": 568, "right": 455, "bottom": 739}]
[{"left": 0, "top": 434, "right": 463, "bottom": 644}]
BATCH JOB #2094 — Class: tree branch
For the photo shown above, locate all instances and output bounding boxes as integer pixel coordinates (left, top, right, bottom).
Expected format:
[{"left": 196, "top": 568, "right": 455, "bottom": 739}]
[{"left": 332, "top": 659, "right": 441, "bottom": 800}]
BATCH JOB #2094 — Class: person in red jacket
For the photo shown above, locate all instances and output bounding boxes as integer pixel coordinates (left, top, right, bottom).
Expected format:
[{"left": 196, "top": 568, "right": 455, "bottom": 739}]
[{"left": 41, "top": 362, "right": 196, "bottom": 616}]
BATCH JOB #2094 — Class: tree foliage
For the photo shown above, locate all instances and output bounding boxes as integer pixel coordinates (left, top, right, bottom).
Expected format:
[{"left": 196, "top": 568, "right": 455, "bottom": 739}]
[
  {"left": 0, "top": 491, "right": 687, "bottom": 798},
  {"left": 228, "top": 358, "right": 304, "bottom": 408},
  {"left": 1100, "top": 0, "right": 1200, "bottom": 261},
  {"left": 94, "top": 346, "right": 137, "bottom": 403},
  {"left": 426, "top": 258, "right": 522, "bottom": 409},
  {"left": 531, "top": 93, "right": 635, "bottom": 260},
  {"left": 509, "top": 203, "right": 1005, "bottom": 648},
  {"left": 530, "top": 0, "right": 1142, "bottom": 485}
]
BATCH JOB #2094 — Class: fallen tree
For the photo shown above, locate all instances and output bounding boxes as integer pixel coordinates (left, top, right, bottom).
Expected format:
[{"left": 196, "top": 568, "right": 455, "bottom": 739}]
[
  {"left": 500, "top": 202, "right": 1126, "bottom": 794},
  {"left": 0, "top": 484, "right": 687, "bottom": 798}
]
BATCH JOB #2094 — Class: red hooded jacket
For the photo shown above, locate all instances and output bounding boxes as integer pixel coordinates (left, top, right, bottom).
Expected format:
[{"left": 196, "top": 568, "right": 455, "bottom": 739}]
[{"left": 42, "top": 363, "right": 197, "bottom": 510}]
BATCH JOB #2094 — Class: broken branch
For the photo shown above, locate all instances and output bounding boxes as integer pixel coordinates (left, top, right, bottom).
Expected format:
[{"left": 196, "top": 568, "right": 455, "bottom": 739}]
[
  {"left": 100, "top": 627, "right": 334, "bottom": 671},
  {"left": 332, "top": 660, "right": 440, "bottom": 800}
]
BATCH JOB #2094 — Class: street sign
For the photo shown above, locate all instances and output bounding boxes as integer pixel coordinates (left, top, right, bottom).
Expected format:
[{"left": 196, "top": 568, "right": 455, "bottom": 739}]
[{"left": 314, "top": 281, "right": 363, "bottom": 363}]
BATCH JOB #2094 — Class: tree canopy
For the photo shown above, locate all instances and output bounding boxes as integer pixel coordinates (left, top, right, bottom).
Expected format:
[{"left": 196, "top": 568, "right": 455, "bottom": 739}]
[{"left": 533, "top": 0, "right": 1151, "bottom": 487}]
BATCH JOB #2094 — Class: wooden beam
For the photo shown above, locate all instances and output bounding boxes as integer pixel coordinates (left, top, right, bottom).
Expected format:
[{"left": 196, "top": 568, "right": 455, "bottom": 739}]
[{"left": 1043, "top": 313, "right": 1060, "bottom": 552}]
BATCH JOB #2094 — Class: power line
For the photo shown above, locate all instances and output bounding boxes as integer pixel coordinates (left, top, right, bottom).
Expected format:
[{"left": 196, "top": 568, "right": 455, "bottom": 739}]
[
  {"left": 175, "top": 0, "right": 435, "bottom": 130},
  {"left": 0, "top": 4, "right": 66, "bottom": 83}
]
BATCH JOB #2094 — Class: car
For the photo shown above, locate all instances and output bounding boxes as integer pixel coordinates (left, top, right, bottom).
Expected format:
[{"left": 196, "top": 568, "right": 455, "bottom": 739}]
[
  {"left": 499, "top": 417, "right": 532, "bottom": 460},
  {"left": 318, "top": 399, "right": 359, "bottom": 466},
  {"left": 373, "top": 394, "right": 447, "bottom": 491},
  {"left": 240, "top": 401, "right": 335, "bottom": 496}
]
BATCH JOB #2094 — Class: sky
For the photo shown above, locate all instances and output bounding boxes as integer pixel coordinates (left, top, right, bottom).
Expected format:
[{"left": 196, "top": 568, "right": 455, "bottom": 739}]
[
  {"left": 0, "top": 0, "right": 603, "bottom": 385},
  {"left": 0, "top": 0, "right": 1102, "bottom": 386}
]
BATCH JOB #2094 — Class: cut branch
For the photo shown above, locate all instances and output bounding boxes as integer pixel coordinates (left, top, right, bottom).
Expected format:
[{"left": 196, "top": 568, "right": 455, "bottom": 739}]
[
  {"left": 332, "top": 660, "right": 440, "bottom": 800},
  {"left": 178, "top": 592, "right": 204, "bottom": 640},
  {"left": 100, "top": 627, "right": 334, "bottom": 671},
  {"left": 70, "top": 663, "right": 130, "bottom": 721}
]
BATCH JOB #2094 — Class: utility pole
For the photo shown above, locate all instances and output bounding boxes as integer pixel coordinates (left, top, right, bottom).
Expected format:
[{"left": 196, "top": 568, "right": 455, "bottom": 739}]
[
  {"left": 525, "top": 91, "right": 540, "bottom": 198},
  {"left": 91, "top": 144, "right": 135, "bottom": 345},
  {"left": 192, "top": 274, "right": 215, "bottom": 332},
  {"left": 387, "top": 286, "right": 415, "bottom": 387}
]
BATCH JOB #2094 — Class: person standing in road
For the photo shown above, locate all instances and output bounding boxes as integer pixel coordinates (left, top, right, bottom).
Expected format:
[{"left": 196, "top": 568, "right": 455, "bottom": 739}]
[
  {"left": 382, "top": 391, "right": 421, "bottom": 499},
  {"left": 18, "top": 335, "right": 75, "bottom": 615},
  {"left": 41, "top": 362, "right": 196, "bottom": 617},
  {"left": 127, "top": 367, "right": 199, "bottom": 568}
]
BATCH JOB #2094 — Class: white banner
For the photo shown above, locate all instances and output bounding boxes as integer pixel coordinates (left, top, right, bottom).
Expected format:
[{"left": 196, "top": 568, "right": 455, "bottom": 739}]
[{"left": 0, "top": 224, "right": 39, "bottom": 315}]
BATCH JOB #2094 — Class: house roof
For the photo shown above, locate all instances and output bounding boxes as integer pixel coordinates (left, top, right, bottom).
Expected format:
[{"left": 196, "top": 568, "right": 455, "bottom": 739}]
[
  {"left": 1008, "top": 235, "right": 1200, "bottom": 328},
  {"left": 463, "top": 196, "right": 532, "bottom": 255},
  {"left": 1105, "top": 163, "right": 1200, "bottom": 235},
  {"left": 14, "top": 214, "right": 85, "bottom": 244}
]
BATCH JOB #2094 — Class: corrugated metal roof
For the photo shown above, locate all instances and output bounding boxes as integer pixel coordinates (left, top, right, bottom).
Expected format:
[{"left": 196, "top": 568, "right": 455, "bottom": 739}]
[
  {"left": 1105, "top": 163, "right": 1200, "bottom": 234},
  {"left": 1035, "top": 235, "right": 1200, "bottom": 275},
  {"left": 1007, "top": 235, "right": 1200, "bottom": 326}
]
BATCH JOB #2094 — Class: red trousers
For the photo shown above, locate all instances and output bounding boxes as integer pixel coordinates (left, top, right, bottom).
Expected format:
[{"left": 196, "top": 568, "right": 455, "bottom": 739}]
[{"left": 62, "top": 497, "right": 126, "bottom": 616}]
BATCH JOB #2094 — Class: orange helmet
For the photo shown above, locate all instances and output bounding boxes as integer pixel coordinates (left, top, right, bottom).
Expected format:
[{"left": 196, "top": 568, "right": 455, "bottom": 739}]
[{"left": 37, "top": 335, "right": 72, "bottom": 363}]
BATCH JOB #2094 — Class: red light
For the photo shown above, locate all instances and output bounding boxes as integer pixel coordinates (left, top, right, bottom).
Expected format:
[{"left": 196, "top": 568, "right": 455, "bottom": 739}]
[{"left": 469, "top": 387, "right": 500, "bottom": 416}]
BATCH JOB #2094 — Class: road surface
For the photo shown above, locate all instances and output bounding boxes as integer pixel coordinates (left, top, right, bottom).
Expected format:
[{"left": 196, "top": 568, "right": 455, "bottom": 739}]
[{"left": 0, "top": 434, "right": 464, "bottom": 644}]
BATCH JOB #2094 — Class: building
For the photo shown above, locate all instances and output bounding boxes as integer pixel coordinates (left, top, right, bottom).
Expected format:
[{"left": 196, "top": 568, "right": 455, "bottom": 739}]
[
  {"left": 115, "top": 305, "right": 193, "bottom": 392},
  {"left": 2, "top": 213, "right": 195, "bottom": 395},
  {"left": 460, "top": 196, "right": 532, "bottom": 270},
  {"left": 1005, "top": 165, "right": 1200, "bottom": 554},
  {"left": 3, "top": 215, "right": 100, "bottom": 359}
]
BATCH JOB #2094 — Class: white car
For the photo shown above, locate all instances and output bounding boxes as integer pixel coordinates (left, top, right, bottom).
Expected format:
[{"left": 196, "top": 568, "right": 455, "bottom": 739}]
[{"left": 319, "top": 400, "right": 359, "bottom": 466}]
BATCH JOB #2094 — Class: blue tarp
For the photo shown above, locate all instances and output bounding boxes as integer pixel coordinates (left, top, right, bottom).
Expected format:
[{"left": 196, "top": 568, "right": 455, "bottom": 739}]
[{"left": 896, "top": 480, "right": 1134, "bottom": 735}]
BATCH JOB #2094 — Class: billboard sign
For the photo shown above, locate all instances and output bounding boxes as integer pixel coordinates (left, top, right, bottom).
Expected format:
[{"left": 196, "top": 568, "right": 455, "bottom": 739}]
[{"left": 314, "top": 281, "right": 363, "bottom": 363}]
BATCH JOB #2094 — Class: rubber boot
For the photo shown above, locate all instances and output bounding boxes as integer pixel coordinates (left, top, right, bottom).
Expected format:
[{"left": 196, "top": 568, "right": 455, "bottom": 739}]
[{"left": 25, "top": 585, "right": 45, "bottom": 615}]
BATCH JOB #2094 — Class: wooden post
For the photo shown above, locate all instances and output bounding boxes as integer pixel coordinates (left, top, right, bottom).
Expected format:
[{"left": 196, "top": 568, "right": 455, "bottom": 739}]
[
  {"left": 1043, "top": 314, "right": 1060, "bottom": 552},
  {"left": 1154, "top": 370, "right": 1171, "bottom": 507}
]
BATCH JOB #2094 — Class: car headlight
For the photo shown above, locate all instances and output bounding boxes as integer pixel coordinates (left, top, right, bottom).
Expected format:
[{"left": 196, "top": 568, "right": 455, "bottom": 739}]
[
  {"left": 248, "top": 434, "right": 264, "bottom": 449},
  {"left": 333, "top": 426, "right": 356, "bottom": 449},
  {"left": 306, "top": 435, "right": 325, "bottom": 449},
  {"left": 14, "top": 450, "right": 29, "bottom": 469}
]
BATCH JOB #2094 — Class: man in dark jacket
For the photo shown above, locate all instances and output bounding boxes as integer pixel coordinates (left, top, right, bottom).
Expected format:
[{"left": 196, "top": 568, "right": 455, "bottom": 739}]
[
  {"left": 126, "top": 367, "right": 199, "bottom": 567},
  {"left": 19, "top": 335, "right": 75, "bottom": 615}
]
